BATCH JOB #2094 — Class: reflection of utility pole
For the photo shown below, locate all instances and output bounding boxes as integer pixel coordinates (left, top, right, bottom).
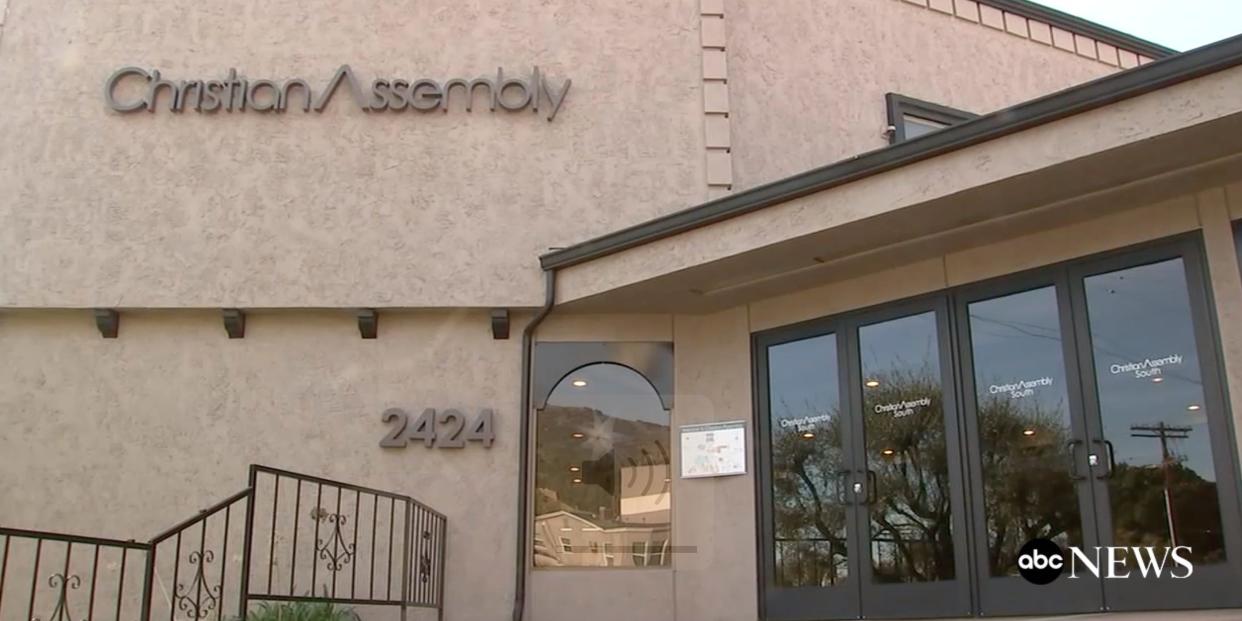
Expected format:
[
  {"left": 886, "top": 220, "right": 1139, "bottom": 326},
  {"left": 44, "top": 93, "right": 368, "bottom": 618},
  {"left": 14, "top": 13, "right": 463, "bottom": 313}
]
[{"left": 1130, "top": 422, "right": 1191, "bottom": 547}]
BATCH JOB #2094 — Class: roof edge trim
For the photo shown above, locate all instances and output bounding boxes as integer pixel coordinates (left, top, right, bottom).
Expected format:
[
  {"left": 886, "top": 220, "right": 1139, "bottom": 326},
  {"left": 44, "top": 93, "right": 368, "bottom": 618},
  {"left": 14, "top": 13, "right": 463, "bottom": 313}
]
[
  {"left": 979, "top": 0, "right": 1176, "bottom": 58},
  {"left": 540, "top": 34, "right": 1242, "bottom": 271}
]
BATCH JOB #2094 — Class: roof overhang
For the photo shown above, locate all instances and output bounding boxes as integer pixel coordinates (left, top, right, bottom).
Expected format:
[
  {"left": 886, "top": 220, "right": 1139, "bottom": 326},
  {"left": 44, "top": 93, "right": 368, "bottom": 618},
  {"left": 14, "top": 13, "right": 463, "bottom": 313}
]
[{"left": 544, "top": 35, "right": 1242, "bottom": 313}]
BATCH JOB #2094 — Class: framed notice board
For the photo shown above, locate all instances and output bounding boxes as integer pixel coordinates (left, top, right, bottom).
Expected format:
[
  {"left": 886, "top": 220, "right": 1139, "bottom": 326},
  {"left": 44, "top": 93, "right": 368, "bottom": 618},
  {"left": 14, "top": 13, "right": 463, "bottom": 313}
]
[{"left": 679, "top": 421, "right": 747, "bottom": 478}]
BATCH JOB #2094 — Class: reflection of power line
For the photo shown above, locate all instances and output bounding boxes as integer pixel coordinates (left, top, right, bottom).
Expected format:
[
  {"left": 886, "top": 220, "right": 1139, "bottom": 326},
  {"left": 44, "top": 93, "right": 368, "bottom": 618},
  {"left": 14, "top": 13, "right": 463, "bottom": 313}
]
[
  {"left": 1130, "top": 422, "right": 1191, "bottom": 547},
  {"left": 969, "top": 314, "right": 1062, "bottom": 343},
  {"left": 971, "top": 313, "right": 1202, "bottom": 388}
]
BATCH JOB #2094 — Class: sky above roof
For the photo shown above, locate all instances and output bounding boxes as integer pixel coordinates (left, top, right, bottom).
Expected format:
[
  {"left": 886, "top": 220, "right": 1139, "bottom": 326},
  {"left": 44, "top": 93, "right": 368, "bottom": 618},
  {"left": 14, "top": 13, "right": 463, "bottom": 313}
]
[{"left": 1032, "top": 0, "right": 1242, "bottom": 51}]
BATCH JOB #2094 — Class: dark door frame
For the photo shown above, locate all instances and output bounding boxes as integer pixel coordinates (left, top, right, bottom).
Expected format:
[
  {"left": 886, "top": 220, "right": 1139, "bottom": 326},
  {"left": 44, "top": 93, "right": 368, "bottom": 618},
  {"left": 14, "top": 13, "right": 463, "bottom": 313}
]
[
  {"left": 844, "top": 296, "right": 973, "bottom": 619},
  {"left": 1067, "top": 237, "right": 1242, "bottom": 612},
  {"left": 755, "top": 323, "right": 862, "bottom": 621},
  {"left": 953, "top": 270, "right": 1106, "bottom": 616},
  {"left": 753, "top": 231, "right": 1242, "bottom": 620}
]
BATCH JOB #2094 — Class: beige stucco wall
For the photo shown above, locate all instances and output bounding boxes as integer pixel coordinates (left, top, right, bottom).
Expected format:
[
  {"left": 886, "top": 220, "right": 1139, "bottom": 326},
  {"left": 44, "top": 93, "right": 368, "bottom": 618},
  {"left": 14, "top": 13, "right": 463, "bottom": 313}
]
[
  {"left": 724, "top": 0, "right": 1119, "bottom": 190},
  {"left": 555, "top": 65, "right": 1242, "bottom": 304},
  {"left": 3, "top": 183, "right": 1241, "bottom": 621},
  {"left": 2, "top": 3, "right": 1234, "bottom": 621},
  {"left": 0, "top": 0, "right": 706, "bottom": 309},
  {"left": 0, "top": 310, "right": 522, "bottom": 621},
  {"left": 0, "top": 0, "right": 1156, "bottom": 310}
]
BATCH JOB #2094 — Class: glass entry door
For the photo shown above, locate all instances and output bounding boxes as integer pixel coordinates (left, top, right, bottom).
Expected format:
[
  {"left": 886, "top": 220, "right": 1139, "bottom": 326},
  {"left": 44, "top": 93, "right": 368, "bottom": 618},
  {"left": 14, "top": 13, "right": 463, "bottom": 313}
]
[
  {"left": 956, "top": 276, "right": 1105, "bottom": 615},
  {"left": 757, "top": 330, "right": 860, "bottom": 621},
  {"left": 757, "top": 299, "right": 970, "bottom": 620},
  {"left": 1070, "top": 245, "right": 1242, "bottom": 611},
  {"left": 757, "top": 235, "right": 1242, "bottom": 620},
  {"left": 848, "top": 300, "right": 971, "bottom": 618}
]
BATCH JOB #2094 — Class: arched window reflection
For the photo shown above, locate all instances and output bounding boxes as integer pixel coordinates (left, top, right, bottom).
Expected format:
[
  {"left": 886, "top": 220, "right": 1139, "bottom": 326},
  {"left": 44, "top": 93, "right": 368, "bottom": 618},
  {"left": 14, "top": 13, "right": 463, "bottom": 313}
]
[{"left": 533, "top": 363, "right": 672, "bottom": 568}]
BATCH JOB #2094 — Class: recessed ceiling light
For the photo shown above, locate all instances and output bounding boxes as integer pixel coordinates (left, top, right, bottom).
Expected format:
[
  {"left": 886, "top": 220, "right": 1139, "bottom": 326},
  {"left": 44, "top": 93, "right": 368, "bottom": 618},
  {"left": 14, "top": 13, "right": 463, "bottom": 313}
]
[
  {"left": 1022, "top": 429, "right": 1036, "bottom": 436},
  {"left": 1188, "top": 404, "right": 1201, "bottom": 411},
  {"left": 881, "top": 448, "right": 895, "bottom": 456},
  {"left": 1151, "top": 377, "right": 1164, "bottom": 383},
  {"left": 865, "top": 380, "right": 880, "bottom": 388},
  {"left": 571, "top": 379, "right": 588, "bottom": 387},
  {"left": 571, "top": 478, "right": 582, "bottom": 484},
  {"left": 571, "top": 432, "right": 585, "bottom": 439},
  {"left": 569, "top": 466, "right": 581, "bottom": 472},
  {"left": 801, "top": 432, "right": 815, "bottom": 439}
]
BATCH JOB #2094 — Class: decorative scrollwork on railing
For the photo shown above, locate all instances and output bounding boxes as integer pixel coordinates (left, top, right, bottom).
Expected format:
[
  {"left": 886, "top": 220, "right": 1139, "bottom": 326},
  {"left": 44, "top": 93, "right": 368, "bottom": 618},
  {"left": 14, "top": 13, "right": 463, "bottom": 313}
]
[
  {"left": 173, "top": 550, "right": 222, "bottom": 620},
  {"left": 418, "top": 529, "right": 433, "bottom": 584},
  {"left": 312, "top": 510, "right": 356, "bottom": 572},
  {"left": 419, "top": 553, "right": 431, "bottom": 583},
  {"left": 33, "top": 573, "right": 81, "bottom": 621}
]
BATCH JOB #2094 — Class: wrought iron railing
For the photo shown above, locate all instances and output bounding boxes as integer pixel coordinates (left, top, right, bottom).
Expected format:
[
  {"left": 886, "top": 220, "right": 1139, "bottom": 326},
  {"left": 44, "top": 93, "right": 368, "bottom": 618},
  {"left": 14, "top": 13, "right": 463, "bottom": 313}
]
[{"left": 0, "top": 465, "right": 446, "bottom": 621}]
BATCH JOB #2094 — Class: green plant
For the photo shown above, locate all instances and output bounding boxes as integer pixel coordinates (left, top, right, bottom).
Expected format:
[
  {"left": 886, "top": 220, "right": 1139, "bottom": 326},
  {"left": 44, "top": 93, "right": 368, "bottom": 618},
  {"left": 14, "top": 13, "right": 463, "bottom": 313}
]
[{"left": 239, "top": 600, "right": 360, "bottom": 621}]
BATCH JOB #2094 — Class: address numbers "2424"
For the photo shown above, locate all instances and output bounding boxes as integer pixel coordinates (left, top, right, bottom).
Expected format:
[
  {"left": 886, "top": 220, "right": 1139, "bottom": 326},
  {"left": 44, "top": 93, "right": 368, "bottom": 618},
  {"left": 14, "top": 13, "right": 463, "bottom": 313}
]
[{"left": 379, "top": 408, "right": 495, "bottom": 449}]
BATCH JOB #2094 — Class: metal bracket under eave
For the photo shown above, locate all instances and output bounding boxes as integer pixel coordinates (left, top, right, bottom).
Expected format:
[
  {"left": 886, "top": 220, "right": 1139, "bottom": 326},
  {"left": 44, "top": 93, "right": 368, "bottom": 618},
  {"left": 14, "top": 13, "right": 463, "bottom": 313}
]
[
  {"left": 491, "top": 308, "right": 510, "bottom": 340},
  {"left": 358, "top": 309, "right": 378, "bottom": 339},
  {"left": 94, "top": 309, "right": 119, "bottom": 338},
  {"left": 222, "top": 309, "right": 245, "bottom": 339}
]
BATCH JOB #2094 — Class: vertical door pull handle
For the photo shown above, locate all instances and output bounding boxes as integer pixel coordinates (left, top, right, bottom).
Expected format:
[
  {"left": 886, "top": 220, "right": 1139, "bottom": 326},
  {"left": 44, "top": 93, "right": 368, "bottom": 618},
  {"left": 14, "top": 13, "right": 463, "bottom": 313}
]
[
  {"left": 865, "top": 470, "right": 878, "bottom": 505},
  {"left": 1093, "top": 439, "right": 1117, "bottom": 479},
  {"left": 835, "top": 470, "right": 851, "bottom": 504},
  {"left": 1066, "top": 440, "right": 1085, "bottom": 480}
]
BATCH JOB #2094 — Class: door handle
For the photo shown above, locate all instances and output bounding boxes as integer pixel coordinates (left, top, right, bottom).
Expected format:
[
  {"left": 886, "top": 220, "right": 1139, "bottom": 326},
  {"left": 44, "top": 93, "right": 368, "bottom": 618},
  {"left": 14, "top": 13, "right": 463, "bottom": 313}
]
[
  {"left": 865, "top": 469, "right": 878, "bottom": 505},
  {"left": 835, "top": 470, "right": 851, "bottom": 504},
  {"left": 1093, "top": 439, "right": 1116, "bottom": 479},
  {"left": 1066, "top": 440, "right": 1085, "bottom": 481}
]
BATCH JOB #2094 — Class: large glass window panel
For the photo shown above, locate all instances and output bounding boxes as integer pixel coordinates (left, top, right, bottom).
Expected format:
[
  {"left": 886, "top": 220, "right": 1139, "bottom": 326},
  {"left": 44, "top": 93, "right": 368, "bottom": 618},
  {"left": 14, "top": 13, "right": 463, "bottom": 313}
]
[
  {"left": 533, "top": 363, "right": 671, "bottom": 568},
  {"left": 1083, "top": 258, "right": 1227, "bottom": 565},
  {"left": 767, "top": 334, "right": 849, "bottom": 587},
  {"left": 967, "top": 286, "right": 1083, "bottom": 577},
  {"left": 858, "top": 312, "right": 956, "bottom": 583}
]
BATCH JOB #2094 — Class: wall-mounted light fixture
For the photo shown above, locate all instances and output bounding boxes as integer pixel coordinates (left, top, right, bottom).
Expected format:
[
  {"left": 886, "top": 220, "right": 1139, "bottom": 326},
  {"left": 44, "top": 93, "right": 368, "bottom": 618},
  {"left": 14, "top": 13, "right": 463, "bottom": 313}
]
[
  {"left": 222, "top": 309, "right": 246, "bottom": 339},
  {"left": 491, "top": 308, "right": 510, "bottom": 340},
  {"left": 94, "top": 309, "right": 119, "bottom": 339},
  {"left": 358, "top": 309, "right": 378, "bottom": 339}
]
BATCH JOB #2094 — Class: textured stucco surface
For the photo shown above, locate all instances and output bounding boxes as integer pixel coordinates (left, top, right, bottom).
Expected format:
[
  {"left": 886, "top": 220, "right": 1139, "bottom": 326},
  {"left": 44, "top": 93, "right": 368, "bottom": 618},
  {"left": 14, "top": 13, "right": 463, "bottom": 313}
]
[
  {"left": 0, "top": 0, "right": 705, "bottom": 308},
  {"left": 0, "top": 310, "right": 522, "bottom": 621},
  {"left": 670, "top": 306, "right": 757, "bottom": 621},
  {"left": 724, "top": 0, "right": 1117, "bottom": 191},
  {"left": 1194, "top": 186, "right": 1242, "bottom": 474},
  {"left": 555, "top": 67, "right": 1242, "bottom": 304},
  {"left": 6, "top": 190, "right": 1242, "bottom": 621}
]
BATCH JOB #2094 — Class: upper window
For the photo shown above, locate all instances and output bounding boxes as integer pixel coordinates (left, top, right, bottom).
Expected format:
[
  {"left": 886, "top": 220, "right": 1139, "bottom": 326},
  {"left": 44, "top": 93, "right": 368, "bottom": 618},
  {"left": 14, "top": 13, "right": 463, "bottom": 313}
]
[
  {"left": 885, "top": 93, "right": 976, "bottom": 144},
  {"left": 533, "top": 362, "right": 672, "bottom": 568}
]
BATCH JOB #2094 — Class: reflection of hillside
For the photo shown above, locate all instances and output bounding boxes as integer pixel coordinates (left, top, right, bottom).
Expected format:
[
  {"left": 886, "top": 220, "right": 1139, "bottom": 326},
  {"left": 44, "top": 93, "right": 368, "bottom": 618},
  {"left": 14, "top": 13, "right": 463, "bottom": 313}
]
[{"left": 536, "top": 406, "right": 671, "bottom": 530}]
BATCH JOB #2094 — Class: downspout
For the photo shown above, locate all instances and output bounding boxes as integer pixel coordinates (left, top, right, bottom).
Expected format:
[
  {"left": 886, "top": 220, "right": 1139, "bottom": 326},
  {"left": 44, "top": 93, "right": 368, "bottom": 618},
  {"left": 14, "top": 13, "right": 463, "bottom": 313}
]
[{"left": 512, "top": 268, "right": 557, "bottom": 621}]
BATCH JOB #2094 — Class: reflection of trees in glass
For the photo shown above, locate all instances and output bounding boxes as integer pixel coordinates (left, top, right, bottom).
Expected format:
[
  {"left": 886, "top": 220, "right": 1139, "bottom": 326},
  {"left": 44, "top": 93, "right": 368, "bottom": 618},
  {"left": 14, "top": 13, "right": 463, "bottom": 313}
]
[
  {"left": 771, "top": 398, "right": 848, "bottom": 587},
  {"left": 535, "top": 406, "right": 670, "bottom": 529},
  {"left": 974, "top": 391, "right": 1079, "bottom": 576},
  {"left": 862, "top": 366, "right": 954, "bottom": 583},
  {"left": 1109, "top": 461, "right": 1224, "bottom": 565}
]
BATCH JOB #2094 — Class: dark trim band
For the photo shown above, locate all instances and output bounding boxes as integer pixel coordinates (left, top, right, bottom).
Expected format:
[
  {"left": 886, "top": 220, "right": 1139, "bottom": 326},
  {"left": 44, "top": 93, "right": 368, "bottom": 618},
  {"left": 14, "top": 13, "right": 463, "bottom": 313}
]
[
  {"left": 885, "top": 93, "right": 977, "bottom": 144},
  {"left": 540, "top": 34, "right": 1242, "bottom": 271},
  {"left": 979, "top": 0, "right": 1176, "bottom": 59}
]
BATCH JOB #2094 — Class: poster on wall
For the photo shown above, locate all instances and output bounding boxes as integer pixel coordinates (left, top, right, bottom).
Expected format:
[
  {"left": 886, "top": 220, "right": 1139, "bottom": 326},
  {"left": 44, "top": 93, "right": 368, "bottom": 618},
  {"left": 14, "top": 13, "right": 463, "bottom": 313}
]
[{"left": 680, "top": 421, "right": 747, "bottom": 478}]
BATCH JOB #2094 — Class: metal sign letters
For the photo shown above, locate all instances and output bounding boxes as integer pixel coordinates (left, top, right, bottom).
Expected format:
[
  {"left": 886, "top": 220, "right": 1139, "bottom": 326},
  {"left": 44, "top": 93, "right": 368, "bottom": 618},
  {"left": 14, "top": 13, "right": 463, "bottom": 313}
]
[
  {"left": 105, "top": 65, "right": 572, "bottom": 120},
  {"left": 379, "top": 407, "right": 495, "bottom": 449}
]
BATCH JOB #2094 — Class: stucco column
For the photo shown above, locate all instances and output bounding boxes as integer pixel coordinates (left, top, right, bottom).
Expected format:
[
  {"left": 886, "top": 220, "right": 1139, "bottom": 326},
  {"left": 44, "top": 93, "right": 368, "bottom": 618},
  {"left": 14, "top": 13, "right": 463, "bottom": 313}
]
[
  {"left": 672, "top": 306, "right": 757, "bottom": 621},
  {"left": 1195, "top": 187, "right": 1242, "bottom": 468}
]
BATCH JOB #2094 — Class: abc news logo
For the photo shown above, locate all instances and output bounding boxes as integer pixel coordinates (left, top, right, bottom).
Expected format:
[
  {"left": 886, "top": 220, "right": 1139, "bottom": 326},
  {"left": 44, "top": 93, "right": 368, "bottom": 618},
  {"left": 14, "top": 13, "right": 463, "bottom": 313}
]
[{"left": 1017, "top": 538, "right": 1194, "bottom": 585}]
